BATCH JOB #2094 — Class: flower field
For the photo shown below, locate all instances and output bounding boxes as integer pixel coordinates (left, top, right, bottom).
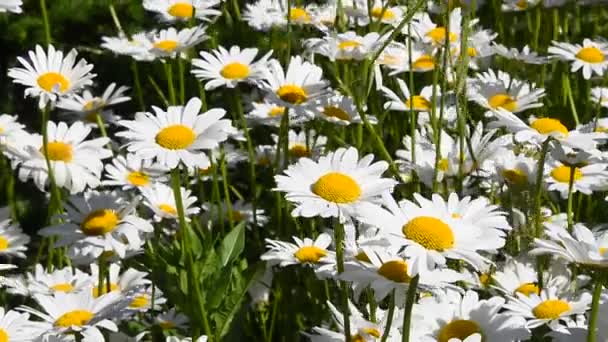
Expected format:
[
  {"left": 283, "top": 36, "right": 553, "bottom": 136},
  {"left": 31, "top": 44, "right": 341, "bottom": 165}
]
[{"left": 1, "top": 0, "right": 608, "bottom": 341}]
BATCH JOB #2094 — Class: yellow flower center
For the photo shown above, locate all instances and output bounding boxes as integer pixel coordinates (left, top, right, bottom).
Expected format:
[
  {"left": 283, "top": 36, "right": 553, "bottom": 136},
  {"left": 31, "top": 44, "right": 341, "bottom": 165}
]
[
  {"left": 488, "top": 93, "right": 517, "bottom": 112},
  {"left": 516, "top": 0, "right": 529, "bottom": 9},
  {"left": 338, "top": 40, "right": 361, "bottom": 50},
  {"left": 230, "top": 210, "right": 244, "bottom": 222},
  {"left": 168, "top": 2, "right": 194, "bottom": 18},
  {"left": 502, "top": 168, "right": 527, "bottom": 185},
  {"left": 289, "top": 144, "right": 310, "bottom": 158},
  {"left": 0, "top": 236, "right": 8, "bottom": 251},
  {"left": 438, "top": 158, "right": 449, "bottom": 172},
  {"left": 530, "top": 118, "right": 569, "bottom": 136},
  {"left": 294, "top": 246, "right": 327, "bottom": 263},
  {"left": 311, "top": 172, "right": 362, "bottom": 203},
  {"left": 220, "top": 62, "right": 250, "bottom": 79},
  {"left": 514, "top": 282, "right": 540, "bottom": 297},
  {"left": 576, "top": 47, "right": 605, "bottom": 63},
  {"left": 155, "top": 124, "right": 196, "bottom": 150},
  {"left": 479, "top": 273, "right": 492, "bottom": 287},
  {"left": 551, "top": 165, "right": 583, "bottom": 183},
  {"left": 54, "top": 310, "right": 94, "bottom": 328},
  {"left": 277, "top": 85, "right": 308, "bottom": 104},
  {"left": 438, "top": 320, "right": 481, "bottom": 342},
  {"left": 153, "top": 40, "right": 179, "bottom": 52},
  {"left": 533, "top": 299, "right": 571, "bottom": 319},
  {"left": 0, "top": 329, "right": 7, "bottom": 342},
  {"left": 92, "top": 282, "right": 120, "bottom": 297},
  {"left": 323, "top": 106, "right": 350, "bottom": 121},
  {"left": 405, "top": 95, "right": 432, "bottom": 111},
  {"left": 355, "top": 251, "right": 371, "bottom": 263},
  {"left": 426, "top": 27, "right": 458, "bottom": 44},
  {"left": 289, "top": 7, "right": 310, "bottom": 22},
  {"left": 42, "top": 141, "right": 73, "bottom": 162},
  {"left": 51, "top": 283, "right": 74, "bottom": 293},
  {"left": 159, "top": 204, "right": 177, "bottom": 215},
  {"left": 130, "top": 295, "right": 149, "bottom": 308},
  {"left": 159, "top": 321, "right": 175, "bottom": 329},
  {"left": 37, "top": 72, "right": 70, "bottom": 93},
  {"left": 352, "top": 328, "right": 381, "bottom": 342},
  {"left": 80, "top": 209, "right": 119, "bottom": 236},
  {"left": 371, "top": 7, "right": 395, "bottom": 20},
  {"left": 413, "top": 55, "right": 435, "bottom": 70},
  {"left": 377, "top": 260, "right": 411, "bottom": 283},
  {"left": 83, "top": 99, "right": 104, "bottom": 112},
  {"left": 402, "top": 216, "right": 455, "bottom": 251},
  {"left": 467, "top": 47, "right": 478, "bottom": 57},
  {"left": 127, "top": 171, "right": 150, "bottom": 186},
  {"left": 600, "top": 247, "right": 608, "bottom": 256},
  {"left": 269, "top": 106, "right": 285, "bottom": 117}
]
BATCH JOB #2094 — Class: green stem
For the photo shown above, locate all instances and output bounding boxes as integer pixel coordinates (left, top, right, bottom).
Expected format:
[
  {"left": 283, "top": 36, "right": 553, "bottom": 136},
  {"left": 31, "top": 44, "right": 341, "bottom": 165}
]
[
  {"left": 165, "top": 62, "right": 177, "bottom": 105},
  {"left": 401, "top": 275, "right": 419, "bottom": 342},
  {"left": 587, "top": 277, "right": 603, "bottom": 342},
  {"left": 178, "top": 58, "right": 186, "bottom": 104},
  {"left": 533, "top": 138, "right": 550, "bottom": 291},
  {"left": 564, "top": 75, "right": 580, "bottom": 125},
  {"left": 233, "top": 89, "right": 258, "bottom": 225},
  {"left": 131, "top": 61, "right": 146, "bottom": 111},
  {"left": 334, "top": 222, "right": 350, "bottom": 342},
  {"left": 566, "top": 166, "right": 575, "bottom": 231},
  {"left": 380, "top": 291, "right": 395, "bottom": 342},
  {"left": 220, "top": 155, "right": 234, "bottom": 229},
  {"left": 40, "top": 0, "right": 52, "bottom": 45}
]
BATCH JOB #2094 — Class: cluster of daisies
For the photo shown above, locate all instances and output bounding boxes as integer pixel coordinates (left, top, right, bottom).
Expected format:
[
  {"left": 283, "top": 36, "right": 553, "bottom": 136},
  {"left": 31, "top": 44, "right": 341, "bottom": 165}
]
[{"left": 1, "top": 0, "right": 608, "bottom": 341}]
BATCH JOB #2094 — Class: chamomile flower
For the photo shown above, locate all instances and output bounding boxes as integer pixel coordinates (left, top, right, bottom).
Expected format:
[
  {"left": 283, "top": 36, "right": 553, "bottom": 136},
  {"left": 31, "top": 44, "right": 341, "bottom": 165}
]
[
  {"left": 0, "top": 114, "right": 26, "bottom": 148},
  {"left": 380, "top": 42, "right": 437, "bottom": 74},
  {"left": 467, "top": 69, "right": 545, "bottom": 113},
  {"left": 492, "top": 150, "right": 536, "bottom": 186},
  {"left": 246, "top": 98, "right": 290, "bottom": 127},
  {"left": 141, "top": 182, "right": 200, "bottom": 222},
  {"left": 356, "top": 193, "right": 493, "bottom": 274},
  {"left": 382, "top": 79, "right": 439, "bottom": 113},
  {"left": 501, "top": 0, "right": 541, "bottom": 11},
  {"left": 545, "top": 159, "right": 608, "bottom": 198},
  {"left": 89, "top": 263, "right": 150, "bottom": 298},
  {"left": 274, "top": 147, "right": 396, "bottom": 222},
  {"left": 0, "top": 308, "right": 44, "bottom": 341},
  {"left": 261, "top": 233, "right": 335, "bottom": 269},
  {"left": 412, "top": 8, "right": 462, "bottom": 47},
  {"left": 126, "top": 285, "right": 166, "bottom": 313},
  {"left": 156, "top": 308, "right": 189, "bottom": 330},
  {"left": 0, "top": 214, "right": 29, "bottom": 259},
  {"left": 260, "top": 56, "right": 330, "bottom": 117},
  {"left": 191, "top": 46, "right": 272, "bottom": 90},
  {"left": 493, "top": 44, "right": 550, "bottom": 64},
  {"left": 0, "top": 0, "right": 22, "bottom": 13},
  {"left": 356, "top": 0, "right": 405, "bottom": 25},
  {"left": 100, "top": 33, "right": 154, "bottom": 61},
  {"left": 591, "top": 87, "right": 608, "bottom": 108},
  {"left": 103, "top": 154, "right": 167, "bottom": 190},
  {"left": 23, "top": 264, "right": 92, "bottom": 296},
  {"left": 56, "top": 83, "right": 130, "bottom": 127},
  {"left": 412, "top": 290, "right": 531, "bottom": 342},
  {"left": 39, "top": 191, "right": 153, "bottom": 260},
  {"left": 503, "top": 287, "right": 591, "bottom": 331},
  {"left": 305, "top": 301, "right": 384, "bottom": 342},
  {"left": 491, "top": 257, "right": 569, "bottom": 298},
  {"left": 272, "top": 129, "right": 327, "bottom": 160},
  {"left": 117, "top": 97, "right": 236, "bottom": 169},
  {"left": 315, "top": 92, "right": 368, "bottom": 125},
  {"left": 146, "top": 26, "right": 208, "bottom": 59},
  {"left": 549, "top": 39, "right": 608, "bottom": 79},
  {"left": 305, "top": 31, "right": 385, "bottom": 61},
  {"left": 143, "top": 0, "right": 221, "bottom": 22},
  {"left": 8, "top": 45, "right": 96, "bottom": 108},
  {"left": 6, "top": 121, "right": 111, "bottom": 194},
  {"left": 242, "top": 0, "right": 285, "bottom": 31}
]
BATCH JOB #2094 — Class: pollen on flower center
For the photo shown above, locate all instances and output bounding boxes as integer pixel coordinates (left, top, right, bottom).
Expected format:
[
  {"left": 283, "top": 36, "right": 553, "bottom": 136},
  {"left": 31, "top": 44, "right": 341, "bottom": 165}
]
[
  {"left": 54, "top": 310, "right": 94, "bottom": 328},
  {"left": 515, "top": 282, "right": 540, "bottom": 297},
  {"left": 92, "top": 282, "right": 120, "bottom": 297},
  {"left": 37, "top": 72, "right": 70, "bottom": 93},
  {"left": 323, "top": 106, "right": 350, "bottom": 121},
  {"left": 488, "top": 93, "right": 517, "bottom": 112},
  {"left": 516, "top": 0, "right": 528, "bottom": 9},
  {"left": 530, "top": 118, "right": 569, "bottom": 136},
  {"left": 130, "top": 295, "right": 149, "bottom": 308},
  {"left": 42, "top": 141, "right": 73, "bottom": 162},
  {"left": 467, "top": 47, "right": 478, "bottom": 57},
  {"left": 377, "top": 260, "right": 411, "bottom": 283},
  {"left": 413, "top": 55, "right": 435, "bottom": 70},
  {"left": 338, "top": 40, "right": 361, "bottom": 50},
  {"left": 80, "top": 209, "right": 119, "bottom": 236},
  {"left": 154, "top": 40, "right": 179, "bottom": 52},
  {"left": 277, "top": 85, "right": 308, "bottom": 104},
  {"left": 405, "top": 95, "right": 431, "bottom": 111},
  {"left": 51, "top": 283, "right": 74, "bottom": 293},
  {"left": 159, "top": 321, "right": 175, "bottom": 329},
  {"left": 289, "top": 144, "right": 310, "bottom": 158},
  {"left": 438, "top": 158, "right": 449, "bottom": 172},
  {"left": 551, "top": 165, "right": 583, "bottom": 183},
  {"left": 576, "top": 47, "right": 605, "bottom": 63},
  {"left": 438, "top": 319, "right": 481, "bottom": 342},
  {"left": 533, "top": 299, "right": 571, "bottom": 319},
  {"left": 426, "top": 27, "right": 458, "bottom": 44},
  {"left": 127, "top": 171, "right": 150, "bottom": 186},
  {"left": 269, "top": 106, "right": 285, "bottom": 117},
  {"left": 352, "top": 328, "right": 381, "bottom": 342},
  {"left": 0, "top": 328, "right": 8, "bottom": 342},
  {"left": 159, "top": 204, "right": 177, "bottom": 215},
  {"left": 289, "top": 7, "right": 310, "bottom": 22},
  {"left": 402, "top": 216, "right": 455, "bottom": 251},
  {"left": 371, "top": 7, "right": 395, "bottom": 20},
  {"left": 0, "top": 236, "right": 9, "bottom": 251},
  {"left": 168, "top": 2, "right": 194, "bottom": 18},
  {"left": 155, "top": 124, "right": 196, "bottom": 150},
  {"left": 220, "top": 62, "right": 250, "bottom": 80},
  {"left": 311, "top": 172, "right": 362, "bottom": 203},
  {"left": 294, "top": 246, "right": 327, "bottom": 263},
  {"left": 502, "top": 169, "right": 527, "bottom": 185}
]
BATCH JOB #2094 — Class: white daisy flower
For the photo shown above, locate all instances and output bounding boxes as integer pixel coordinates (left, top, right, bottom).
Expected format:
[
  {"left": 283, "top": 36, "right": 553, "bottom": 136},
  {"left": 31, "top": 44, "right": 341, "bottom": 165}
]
[
  {"left": 549, "top": 39, "right": 608, "bottom": 79},
  {"left": 100, "top": 33, "right": 155, "bottom": 62},
  {"left": 545, "top": 159, "right": 608, "bottom": 198},
  {"left": 0, "top": 308, "right": 45, "bottom": 341},
  {"left": 39, "top": 190, "right": 153, "bottom": 261},
  {"left": 143, "top": 0, "right": 221, "bottom": 22},
  {"left": 492, "top": 149, "right": 536, "bottom": 186},
  {"left": 356, "top": 193, "right": 493, "bottom": 274},
  {"left": 493, "top": 44, "right": 550, "bottom": 64},
  {"left": 467, "top": 69, "right": 545, "bottom": 114},
  {"left": 501, "top": 0, "right": 541, "bottom": 11},
  {"left": 381, "top": 79, "right": 439, "bottom": 113},
  {"left": 304, "top": 301, "right": 386, "bottom": 342},
  {"left": 315, "top": 92, "right": 369, "bottom": 125},
  {"left": 191, "top": 45, "right": 272, "bottom": 90},
  {"left": 8, "top": 45, "right": 96, "bottom": 108},
  {"left": 412, "top": 290, "right": 531, "bottom": 342},
  {"left": 89, "top": 263, "right": 150, "bottom": 297},
  {"left": 271, "top": 129, "right": 327, "bottom": 161},
  {"left": 127, "top": 285, "right": 166, "bottom": 313},
  {"left": 146, "top": 26, "right": 208, "bottom": 59},
  {"left": 246, "top": 99, "right": 291, "bottom": 127},
  {"left": 491, "top": 257, "right": 569, "bottom": 298},
  {"left": 140, "top": 182, "right": 200, "bottom": 222},
  {"left": 242, "top": 0, "right": 285, "bottom": 31},
  {"left": 117, "top": 97, "right": 236, "bottom": 169},
  {"left": 274, "top": 147, "right": 396, "bottom": 222},
  {"left": 503, "top": 287, "right": 591, "bottom": 331},
  {"left": 156, "top": 308, "right": 189, "bottom": 330},
  {"left": 378, "top": 42, "right": 437, "bottom": 74},
  {"left": 260, "top": 56, "right": 330, "bottom": 117},
  {"left": 0, "top": 0, "right": 22, "bottom": 13},
  {"left": 56, "top": 83, "right": 130, "bottom": 127},
  {"left": 6, "top": 121, "right": 111, "bottom": 194},
  {"left": 0, "top": 207, "right": 29, "bottom": 258},
  {"left": 166, "top": 336, "right": 208, "bottom": 342},
  {"left": 103, "top": 154, "right": 167, "bottom": 190},
  {"left": 305, "top": 31, "right": 385, "bottom": 61},
  {"left": 261, "top": 233, "right": 336, "bottom": 269},
  {"left": 591, "top": 87, "right": 608, "bottom": 108},
  {"left": 22, "top": 264, "right": 93, "bottom": 296},
  {"left": 411, "top": 8, "right": 462, "bottom": 47},
  {"left": 0, "top": 113, "right": 27, "bottom": 148}
]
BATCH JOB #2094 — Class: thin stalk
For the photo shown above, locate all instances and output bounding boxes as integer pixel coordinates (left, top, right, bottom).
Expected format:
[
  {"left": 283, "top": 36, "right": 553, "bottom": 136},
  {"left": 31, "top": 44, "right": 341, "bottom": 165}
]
[
  {"left": 533, "top": 138, "right": 550, "bottom": 291},
  {"left": 41, "top": 106, "right": 63, "bottom": 217},
  {"left": 131, "top": 61, "right": 146, "bottom": 111},
  {"left": 40, "top": 0, "right": 52, "bottom": 45},
  {"left": 380, "top": 291, "right": 395, "bottom": 342},
  {"left": 178, "top": 58, "right": 186, "bottom": 104},
  {"left": 334, "top": 222, "right": 350, "bottom": 342},
  {"left": 401, "top": 275, "right": 419, "bottom": 342},
  {"left": 564, "top": 75, "right": 580, "bottom": 125},
  {"left": 220, "top": 155, "right": 234, "bottom": 229},
  {"left": 95, "top": 113, "right": 114, "bottom": 154},
  {"left": 165, "top": 62, "right": 177, "bottom": 105},
  {"left": 587, "top": 277, "right": 603, "bottom": 342},
  {"left": 566, "top": 166, "right": 575, "bottom": 231}
]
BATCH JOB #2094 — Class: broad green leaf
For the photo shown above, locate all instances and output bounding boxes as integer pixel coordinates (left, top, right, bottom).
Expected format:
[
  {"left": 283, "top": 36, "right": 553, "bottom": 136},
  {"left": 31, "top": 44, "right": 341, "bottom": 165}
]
[{"left": 219, "top": 222, "right": 246, "bottom": 267}]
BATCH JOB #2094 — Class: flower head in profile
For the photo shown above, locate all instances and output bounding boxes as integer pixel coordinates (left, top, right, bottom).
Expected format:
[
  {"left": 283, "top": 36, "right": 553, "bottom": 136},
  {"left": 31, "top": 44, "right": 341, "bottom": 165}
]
[
  {"left": 146, "top": 26, "right": 208, "bottom": 59},
  {"left": 143, "top": 0, "right": 221, "bottom": 22},
  {"left": 56, "top": 83, "right": 130, "bottom": 127},
  {"left": 0, "top": 207, "right": 29, "bottom": 259},
  {"left": 8, "top": 45, "right": 96, "bottom": 108},
  {"left": 141, "top": 182, "right": 200, "bottom": 222}
]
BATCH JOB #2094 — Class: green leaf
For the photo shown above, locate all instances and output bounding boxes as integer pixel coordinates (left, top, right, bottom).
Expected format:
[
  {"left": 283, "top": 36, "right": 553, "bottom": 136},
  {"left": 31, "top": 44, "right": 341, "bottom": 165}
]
[{"left": 219, "top": 222, "right": 246, "bottom": 267}]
